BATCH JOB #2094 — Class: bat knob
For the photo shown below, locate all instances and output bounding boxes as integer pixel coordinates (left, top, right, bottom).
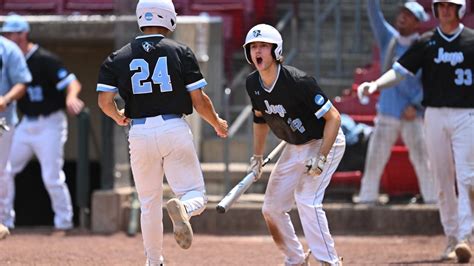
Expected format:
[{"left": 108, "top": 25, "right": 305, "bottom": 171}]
[{"left": 216, "top": 205, "right": 226, "bottom": 214}]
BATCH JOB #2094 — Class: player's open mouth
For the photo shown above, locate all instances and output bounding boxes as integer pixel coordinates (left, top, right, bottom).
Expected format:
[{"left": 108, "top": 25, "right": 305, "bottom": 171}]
[{"left": 256, "top": 57, "right": 263, "bottom": 65}]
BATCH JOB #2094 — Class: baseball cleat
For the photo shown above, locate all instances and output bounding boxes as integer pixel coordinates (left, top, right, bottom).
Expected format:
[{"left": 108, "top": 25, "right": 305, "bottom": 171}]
[
  {"left": 166, "top": 198, "right": 193, "bottom": 249},
  {"left": 455, "top": 239, "right": 472, "bottom": 263},
  {"left": 0, "top": 224, "right": 10, "bottom": 240}
]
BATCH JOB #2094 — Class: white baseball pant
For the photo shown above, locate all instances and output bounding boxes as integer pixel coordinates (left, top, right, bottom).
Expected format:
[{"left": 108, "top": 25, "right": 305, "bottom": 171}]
[
  {"left": 358, "top": 114, "right": 436, "bottom": 203},
  {"left": 262, "top": 129, "right": 345, "bottom": 266},
  {"left": 425, "top": 107, "right": 474, "bottom": 241},
  {"left": 0, "top": 110, "right": 73, "bottom": 229},
  {"left": 0, "top": 127, "right": 14, "bottom": 227},
  {"left": 128, "top": 115, "right": 207, "bottom": 265}
]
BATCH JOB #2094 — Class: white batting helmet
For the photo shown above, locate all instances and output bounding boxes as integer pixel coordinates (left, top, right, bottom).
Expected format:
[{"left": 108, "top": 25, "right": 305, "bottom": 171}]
[
  {"left": 432, "top": 0, "right": 466, "bottom": 19},
  {"left": 243, "top": 24, "right": 283, "bottom": 64},
  {"left": 136, "top": 0, "right": 177, "bottom": 32}
]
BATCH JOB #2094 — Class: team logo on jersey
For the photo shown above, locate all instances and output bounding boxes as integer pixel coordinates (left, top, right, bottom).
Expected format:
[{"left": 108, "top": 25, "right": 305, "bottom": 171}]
[
  {"left": 253, "top": 30, "right": 262, "bottom": 38},
  {"left": 434, "top": 48, "right": 464, "bottom": 66},
  {"left": 57, "top": 68, "right": 68, "bottom": 79},
  {"left": 142, "top": 41, "right": 155, "bottom": 53},
  {"left": 264, "top": 100, "right": 286, "bottom": 117},
  {"left": 314, "top": 94, "right": 325, "bottom": 106},
  {"left": 145, "top": 12, "right": 153, "bottom": 21},
  {"left": 254, "top": 90, "right": 260, "bottom": 95}
]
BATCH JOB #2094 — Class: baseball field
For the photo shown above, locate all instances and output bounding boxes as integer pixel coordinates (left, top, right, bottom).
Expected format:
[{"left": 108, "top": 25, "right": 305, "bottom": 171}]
[{"left": 0, "top": 228, "right": 452, "bottom": 265}]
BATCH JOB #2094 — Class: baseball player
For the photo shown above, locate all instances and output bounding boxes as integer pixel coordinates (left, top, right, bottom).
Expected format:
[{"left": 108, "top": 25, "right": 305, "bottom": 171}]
[
  {"left": 96, "top": 0, "right": 227, "bottom": 265},
  {"left": 0, "top": 34, "right": 32, "bottom": 239},
  {"left": 244, "top": 24, "right": 345, "bottom": 266},
  {"left": 0, "top": 14, "right": 84, "bottom": 231},
  {"left": 356, "top": 0, "right": 437, "bottom": 205},
  {"left": 358, "top": 0, "right": 474, "bottom": 262}
]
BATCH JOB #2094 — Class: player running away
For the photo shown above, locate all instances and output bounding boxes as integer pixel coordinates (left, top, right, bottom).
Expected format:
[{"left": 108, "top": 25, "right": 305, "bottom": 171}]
[
  {"left": 244, "top": 24, "right": 345, "bottom": 266},
  {"left": 97, "top": 0, "right": 227, "bottom": 265},
  {"left": 358, "top": 0, "right": 474, "bottom": 263}
]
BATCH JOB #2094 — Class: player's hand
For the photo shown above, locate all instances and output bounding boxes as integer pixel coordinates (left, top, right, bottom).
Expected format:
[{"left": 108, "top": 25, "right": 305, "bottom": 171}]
[
  {"left": 214, "top": 117, "right": 228, "bottom": 138},
  {"left": 402, "top": 105, "right": 417, "bottom": 121},
  {"left": 248, "top": 155, "right": 263, "bottom": 181},
  {"left": 357, "top": 82, "right": 378, "bottom": 104},
  {"left": 0, "top": 118, "right": 10, "bottom": 137},
  {"left": 305, "top": 155, "right": 327, "bottom": 177},
  {"left": 0, "top": 96, "right": 9, "bottom": 112},
  {"left": 66, "top": 96, "right": 85, "bottom": 115},
  {"left": 115, "top": 109, "right": 130, "bottom": 126}
]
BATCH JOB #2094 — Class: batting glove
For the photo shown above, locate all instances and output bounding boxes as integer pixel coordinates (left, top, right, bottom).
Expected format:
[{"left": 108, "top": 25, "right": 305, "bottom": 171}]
[
  {"left": 248, "top": 155, "right": 263, "bottom": 181},
  {"left": 0, "top": 118, "right": 10, "bottom": 137},
  {"left": 356, "top": 82, "right": 378, "bottom": 104},
  {"left": 305, "top": 155, "right": 327, "bottom": 177}
]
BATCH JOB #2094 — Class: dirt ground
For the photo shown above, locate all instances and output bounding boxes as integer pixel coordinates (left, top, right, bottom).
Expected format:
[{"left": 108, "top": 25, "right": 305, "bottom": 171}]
[{"left": 0, "top": 228, "right": 461, "bottom": 265}]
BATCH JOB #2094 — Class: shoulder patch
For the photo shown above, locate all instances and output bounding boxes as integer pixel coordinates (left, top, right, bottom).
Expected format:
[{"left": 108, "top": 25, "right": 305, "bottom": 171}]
[
  {"left": 314, "top": 94, "right": 325, "bottom": 106},
  {"left": 57, "top": 68, "right": 68, "bottom": 79}
]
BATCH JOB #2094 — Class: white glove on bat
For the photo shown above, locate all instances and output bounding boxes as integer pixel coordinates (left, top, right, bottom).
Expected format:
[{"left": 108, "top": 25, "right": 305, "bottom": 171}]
[
  {"left": 305, "top": 155, "right": 327, "bottom": 177},
  {"left": 248, "top": 155, "right": 263, "bottom": 181},
  {"left": 357, "top": 82, "right": 378, "bottom": 104}
]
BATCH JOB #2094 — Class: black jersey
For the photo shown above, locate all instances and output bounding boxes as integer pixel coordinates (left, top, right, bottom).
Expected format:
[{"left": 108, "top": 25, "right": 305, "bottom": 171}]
[
  {"left": 396, "top": 25, "right": 474, "bottom": 108},
  {"left": 18, "top": 45, "right": 75, "bottom": 116},
  {"left": 246, "top": 65, "right": 333, "bottom": 145},
  {"left": 97, "top": 34, "right": 207, "bottom": 119}
]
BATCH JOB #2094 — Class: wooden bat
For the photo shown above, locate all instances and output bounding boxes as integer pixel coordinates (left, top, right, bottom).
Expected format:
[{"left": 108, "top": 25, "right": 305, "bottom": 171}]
[{"left": 216, "top": 141, "right": 287, "bottom": 213}]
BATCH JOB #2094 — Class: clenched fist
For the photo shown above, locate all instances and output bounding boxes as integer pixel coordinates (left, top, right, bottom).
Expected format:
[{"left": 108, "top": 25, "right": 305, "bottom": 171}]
[{"left": 305, "top": 155, "right": 327, "bottom": 177}]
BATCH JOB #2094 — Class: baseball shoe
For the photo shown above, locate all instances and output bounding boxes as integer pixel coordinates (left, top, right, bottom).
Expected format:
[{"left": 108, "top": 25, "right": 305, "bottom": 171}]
[
  {"left": 455, "top": 238, "right": 472, "bottom": 263},
  {"left": 166, "top": 198, "right": 193, "bottom": 249},
  {"left": 441, "top": 236, "right": 457, "bottom": 260},
  {"left": 0, "top": 224, "right": 10, "bottom": 240},
  {"left": 319, "top": 257, "right": 343, "bottom": 266},
  {"left": 145, "top": 259, "right": 163, "bottom": 266}
]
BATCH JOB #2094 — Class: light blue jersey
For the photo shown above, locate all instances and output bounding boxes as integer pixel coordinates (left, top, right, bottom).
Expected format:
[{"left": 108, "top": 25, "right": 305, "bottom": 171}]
[
  {"left": 367, "top": 0, "right": 424, "bottom": 118},
  {"left": 0, "top": 36, "right": 32, "bottom": 125}
]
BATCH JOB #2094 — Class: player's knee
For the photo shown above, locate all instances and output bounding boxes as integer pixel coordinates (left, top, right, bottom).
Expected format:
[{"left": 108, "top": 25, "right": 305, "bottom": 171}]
[{"left": 262, "top": 203, "right": 280, "bottom": 219}]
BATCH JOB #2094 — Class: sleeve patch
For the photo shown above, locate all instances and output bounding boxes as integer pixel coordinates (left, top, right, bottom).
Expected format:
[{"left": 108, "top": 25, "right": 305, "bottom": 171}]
[
  {"left": 314, "top": 94, "right": 325, "bottom": 106},
  {"left": 57, "top": 68, "right": 68, "bottom": 79}
]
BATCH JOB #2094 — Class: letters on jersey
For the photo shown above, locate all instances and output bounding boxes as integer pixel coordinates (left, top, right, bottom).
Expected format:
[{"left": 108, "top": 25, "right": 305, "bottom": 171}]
[
  {"left": 397, "top": 25, "right": 474, "bottom": 108},
  {"left": 246, "top": 65, "right": 332, "bottom": 145}
]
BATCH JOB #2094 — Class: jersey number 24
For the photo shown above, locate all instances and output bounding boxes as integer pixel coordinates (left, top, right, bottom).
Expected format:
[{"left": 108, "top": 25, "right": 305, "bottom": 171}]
[{"left": 130, "top": 56, "right": 172, "bottom": 94}]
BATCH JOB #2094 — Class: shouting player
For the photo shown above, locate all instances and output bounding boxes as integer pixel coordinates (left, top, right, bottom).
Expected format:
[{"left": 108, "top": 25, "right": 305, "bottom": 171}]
[
  {"left": 358, "top": 0, "right": 474, "bottom": 263},
  {"left": 97, "top": 0, "right": 227, "bottom": 265},
  {"left": 244, "top": 24, "right": 345, "bottom": 266}
]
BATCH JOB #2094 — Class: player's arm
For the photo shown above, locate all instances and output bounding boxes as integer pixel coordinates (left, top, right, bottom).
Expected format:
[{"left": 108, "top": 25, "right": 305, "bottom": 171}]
[
  {"left": 0, "top": 83, "right": 27, "bottom": 112},
  {"left": 98, "top": 91, "right": 129, "bottom": 126},
  {"left": 248, "top": 112, "right": 269, "bottom": 181},
  {"left": 65, "top": 79, "right": 84, "bottom": 115},
  {"left": 357, "top": 68, "right": 405, "bottom": 100},
  {"left": 189, "top": 88, "right": 228, "bottom": 138},
  {"left": 319, "top": 106, "right": 341, "bottom": 157}
]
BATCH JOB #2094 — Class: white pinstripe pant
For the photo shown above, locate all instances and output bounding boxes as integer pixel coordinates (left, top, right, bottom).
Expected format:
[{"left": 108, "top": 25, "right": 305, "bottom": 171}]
[{"left": 358, "top": 114, "right": 436, "bottom": 203}]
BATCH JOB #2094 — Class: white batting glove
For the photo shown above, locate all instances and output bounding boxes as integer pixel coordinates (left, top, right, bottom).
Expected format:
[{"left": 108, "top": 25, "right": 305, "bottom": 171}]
[
  {"left": 357, "top": 82, "right": 378, "bottom": 105},
  {"left": 248, "top": 155, "right": 263, "bottom": 181},
  {"left": 0, "top": 118, "right": 10, "bottom": 137},
  {"left": 305, "top": 155, "right": 327, "bottom": 177}
]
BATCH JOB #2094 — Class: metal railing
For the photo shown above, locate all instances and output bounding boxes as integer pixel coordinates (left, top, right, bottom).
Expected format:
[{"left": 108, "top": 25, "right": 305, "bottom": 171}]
[
  {"left": 222, "top": 0, "right": 299, "bottom": 191},
  {"left": 76, "top": 108, "right": 91, "bottom": 229},
  {"left": 314, "top": 0, "right": 362, "bottom": 78}
]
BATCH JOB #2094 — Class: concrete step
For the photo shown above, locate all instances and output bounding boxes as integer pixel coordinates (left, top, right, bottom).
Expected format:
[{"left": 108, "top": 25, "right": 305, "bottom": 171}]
[{"left": 93, "top": 188, "right": 443, "bottom": 235}]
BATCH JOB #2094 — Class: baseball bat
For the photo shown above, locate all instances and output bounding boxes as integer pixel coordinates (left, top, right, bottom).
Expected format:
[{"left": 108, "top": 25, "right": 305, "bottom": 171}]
[{"left": 216, "top": 140, "right": 287, "bottom": 213}]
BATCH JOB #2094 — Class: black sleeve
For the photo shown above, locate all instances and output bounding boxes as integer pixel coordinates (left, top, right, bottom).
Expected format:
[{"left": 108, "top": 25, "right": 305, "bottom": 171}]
[
  {"left": 182, "top": 46, "right": 205, "bottom": 86},
  {"left": 245, "top": 76, "right": 266, "bottom": 124},
  {"left": 396, "top": 33, "right": 432, "bottom": 75},
  {"left": 298, "top": 76, "right": 331, "bottom": 119},
  {"left": 45, "top": 54, "right": 72, "bottom": 90},
  {"left": 97, "top": 53, "right": 119, "bottom": 89}
]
